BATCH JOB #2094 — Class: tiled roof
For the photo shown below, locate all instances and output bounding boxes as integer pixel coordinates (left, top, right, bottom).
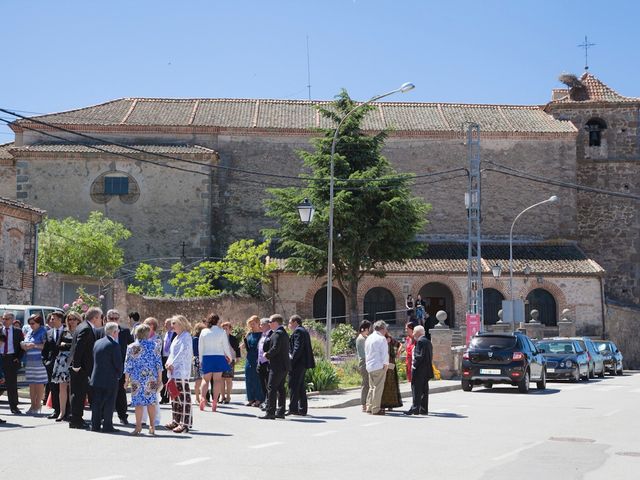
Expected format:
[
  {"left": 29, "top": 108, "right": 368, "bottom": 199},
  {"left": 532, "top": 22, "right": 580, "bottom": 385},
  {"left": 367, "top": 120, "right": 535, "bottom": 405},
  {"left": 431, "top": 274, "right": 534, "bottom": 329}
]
[
  {"left": 14, "top": 98, "right": 576, "bottom": 134},
  {"left": 10, "top": 143, "right": 217, "bottom": 155},
  {"left": 551, "top": 73, "right": 639, "bottom": 104},
  {"left": 270, "top": 242, "right": 604, "bottom": 275},
  {"left": 0, "top": 142, "right": 14, "bottom": 159},
  {"left": 0, "top": 196, "right": 46, "bottom": 215}
]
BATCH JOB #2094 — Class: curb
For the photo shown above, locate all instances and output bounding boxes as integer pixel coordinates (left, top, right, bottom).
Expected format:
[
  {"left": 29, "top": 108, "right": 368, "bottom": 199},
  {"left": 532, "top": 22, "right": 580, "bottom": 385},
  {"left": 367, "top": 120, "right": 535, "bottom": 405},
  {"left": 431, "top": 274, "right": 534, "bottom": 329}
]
[{"left": 311, "top": 382, "right": 462, "bottom": 409}]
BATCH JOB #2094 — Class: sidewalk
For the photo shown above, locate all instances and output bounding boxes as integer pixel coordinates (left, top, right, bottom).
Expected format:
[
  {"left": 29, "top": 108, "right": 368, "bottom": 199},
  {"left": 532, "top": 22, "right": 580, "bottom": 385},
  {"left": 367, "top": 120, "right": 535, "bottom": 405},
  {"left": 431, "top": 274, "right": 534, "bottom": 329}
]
[{"left": 308, "top": 378, "right": 461, "bottom": 409}]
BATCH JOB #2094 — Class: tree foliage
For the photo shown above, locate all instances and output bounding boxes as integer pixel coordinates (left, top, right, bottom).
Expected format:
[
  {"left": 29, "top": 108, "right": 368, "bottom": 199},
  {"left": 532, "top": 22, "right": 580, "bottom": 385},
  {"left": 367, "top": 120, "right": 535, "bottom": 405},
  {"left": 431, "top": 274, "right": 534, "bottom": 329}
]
[
  {"left": 127, "top": 263, "right": 164, "bottom": 297},
  {"left": 264, "top": 90, "right": 430, "bottom": 322},
  {"left": 38, "top": 211, "right": 131, "bottom": 277},
  {"left": 222, "top": 239, "right": 276, "bottom": 297},
  {"left": 168, "top": 260, "right": 222, "bottom": 298}
]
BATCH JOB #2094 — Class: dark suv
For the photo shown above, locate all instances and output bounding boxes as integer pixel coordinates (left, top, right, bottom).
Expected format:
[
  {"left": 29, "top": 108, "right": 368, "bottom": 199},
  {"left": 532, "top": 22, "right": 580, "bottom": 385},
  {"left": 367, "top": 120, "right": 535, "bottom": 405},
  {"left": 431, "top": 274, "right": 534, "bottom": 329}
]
[{"left": 461, "top": 332, "right": 546, "bottom": 393}]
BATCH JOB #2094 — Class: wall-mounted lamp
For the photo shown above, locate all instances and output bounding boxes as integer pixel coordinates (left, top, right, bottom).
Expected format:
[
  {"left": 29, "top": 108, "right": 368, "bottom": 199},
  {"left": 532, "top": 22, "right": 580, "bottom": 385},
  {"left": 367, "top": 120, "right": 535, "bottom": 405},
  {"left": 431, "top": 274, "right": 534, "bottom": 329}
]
[{"left": 491, "top": 263, "right": 502, "bottom": 279}]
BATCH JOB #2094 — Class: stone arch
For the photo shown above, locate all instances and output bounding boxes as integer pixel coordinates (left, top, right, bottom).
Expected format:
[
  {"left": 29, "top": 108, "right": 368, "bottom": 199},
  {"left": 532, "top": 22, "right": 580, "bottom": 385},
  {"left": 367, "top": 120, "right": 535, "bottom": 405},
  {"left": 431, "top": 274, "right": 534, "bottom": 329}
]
[
  {"left": 483, "top": 288, "right": 505, "bottom": 325},
  {"left": 418, "top": 280, "right": 459, "bottom": 328},
  {"left": 310, "top": 285, "right": 346, "bottom": 324},
  {"left": 585, "top": 117, "right": 607, "bottom": 147},
  {"left": 357, "top": 276, "right": 405, "bottom": 323},
  {"left": 525, "top": 287, "right": 558, "bottom": 326},
  {"left": 363, "top": 287, "right": 396, "bottom": 323}
]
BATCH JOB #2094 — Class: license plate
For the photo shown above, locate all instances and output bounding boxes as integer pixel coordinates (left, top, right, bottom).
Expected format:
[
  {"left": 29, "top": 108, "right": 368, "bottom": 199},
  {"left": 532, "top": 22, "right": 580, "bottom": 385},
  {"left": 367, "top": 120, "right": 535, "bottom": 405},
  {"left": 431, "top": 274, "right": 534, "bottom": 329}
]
[
  {"left": 547, "top": 368, "right": 555, "bottom": 373},
  {"left": 480, "top": 368, "right": 501, "bottom": 375}
]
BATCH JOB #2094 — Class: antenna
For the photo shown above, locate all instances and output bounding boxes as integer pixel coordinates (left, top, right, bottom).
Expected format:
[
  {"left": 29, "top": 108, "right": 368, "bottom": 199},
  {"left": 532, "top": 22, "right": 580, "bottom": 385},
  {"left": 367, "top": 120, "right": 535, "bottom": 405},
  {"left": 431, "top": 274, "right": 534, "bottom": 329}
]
[{"left": 306, "top": 35, "right": 312, "bottom": 100}]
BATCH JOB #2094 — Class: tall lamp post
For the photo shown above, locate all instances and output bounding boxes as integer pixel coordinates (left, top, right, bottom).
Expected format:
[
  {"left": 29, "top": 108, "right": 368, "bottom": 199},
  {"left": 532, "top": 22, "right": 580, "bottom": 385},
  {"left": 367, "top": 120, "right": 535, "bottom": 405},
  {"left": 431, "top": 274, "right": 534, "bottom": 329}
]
[
  {"left": 325, "top": 82, "right": 415, "bottom": 358},
  {"left": 507, "top": 195, "right": 558, "bottom": 326}
]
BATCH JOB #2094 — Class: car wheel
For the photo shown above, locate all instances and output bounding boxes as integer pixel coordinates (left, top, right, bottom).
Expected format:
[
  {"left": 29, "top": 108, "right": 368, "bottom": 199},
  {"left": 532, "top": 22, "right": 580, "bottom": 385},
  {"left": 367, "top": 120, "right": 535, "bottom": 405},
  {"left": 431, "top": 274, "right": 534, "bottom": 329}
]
[
  {"left": 462, "top": 379, "right": 473, "bottom": 392},
  {"left": 536, "top": 369, "right": 546, "bottom": 390},
  {"left": 582, "top": 370, "right": 590, "bottom": 382},
  {"left": 617, "top": 367, "right": 624, "bottom": 376},
  {"left": 598, "top": 367, "right": 605, "bottom": 378},
  {"left": 588, "top": 365, "right": 595, "bottom": 379},
  {"left": 518, "top": 371, "right": 530, "bottom": 393},
  {"left": 484, "top": 381, "right": 493, "bottom": 389}
]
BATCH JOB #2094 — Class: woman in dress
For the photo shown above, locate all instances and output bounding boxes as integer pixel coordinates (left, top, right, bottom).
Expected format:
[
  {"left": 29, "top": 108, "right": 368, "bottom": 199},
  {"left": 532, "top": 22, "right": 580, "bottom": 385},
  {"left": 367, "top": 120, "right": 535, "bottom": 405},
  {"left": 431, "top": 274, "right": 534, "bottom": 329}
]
[
  {"left": 125, "top": 323, "right": 163, "bottom": 435},
  {"left": 397, "top": 322, "right": 416, "bottom": 382},
  {"left": 191, "top": 322, "right": 206, "bottom": 407},
  {"left": 198, "top": 313, "right": 232, "bottom": 412},
  {"left": 243, "top": 315, "right": 264, "bottom": 407},
  {"left": 52, "top": 311, "right": 80, "bottom": 421},
  {"left": 380, "top": 332, "right": 403, "bottom": 412},
  {"left": 21, "top": 314, "right": 48, "bottom": 414},
  {"left": 356, "top": 320, "right": 371, "bottom": 412},
  {"left": 220, "top": 321, "right": 241, "bottom": 404},
  {"left": 164, "top": 315, "right": 193, "bottom": 434},
  {"left": 406, "top": 295, "right": 415, "bottom": 321}
]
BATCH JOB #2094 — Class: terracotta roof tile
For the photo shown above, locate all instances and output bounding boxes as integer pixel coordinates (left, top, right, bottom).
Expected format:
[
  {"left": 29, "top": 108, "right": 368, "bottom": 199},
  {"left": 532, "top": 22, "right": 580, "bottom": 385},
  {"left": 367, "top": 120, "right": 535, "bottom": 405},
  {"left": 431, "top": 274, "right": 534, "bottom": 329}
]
[
  {"left": 271, "top": 242, "right": 604, "bottom": 275},
  {"left": 552, "top": 72, "right": 639, "bottom": 104},
  {"left": 0, "top": 196, "right": 46, "bottom": 215},
  {"left": 16, "top": 98, "right": 576, "bottom": 134},
  {"left": 0, "top": 142, "right": 14, "bottom": 159},
  {"left": 10, "top": 143, "right": 217, "bottom": 155}
]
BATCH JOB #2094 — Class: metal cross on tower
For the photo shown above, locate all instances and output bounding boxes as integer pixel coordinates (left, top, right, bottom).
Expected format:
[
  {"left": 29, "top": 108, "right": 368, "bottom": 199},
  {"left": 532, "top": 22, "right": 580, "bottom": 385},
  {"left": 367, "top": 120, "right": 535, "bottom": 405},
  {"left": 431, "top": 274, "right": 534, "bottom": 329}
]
[
  {"left": 466, "top": 124, "right": 484, "bottom": 331},
  {"left": 578, "top": 35, "right": 596, "bottom": 71}
]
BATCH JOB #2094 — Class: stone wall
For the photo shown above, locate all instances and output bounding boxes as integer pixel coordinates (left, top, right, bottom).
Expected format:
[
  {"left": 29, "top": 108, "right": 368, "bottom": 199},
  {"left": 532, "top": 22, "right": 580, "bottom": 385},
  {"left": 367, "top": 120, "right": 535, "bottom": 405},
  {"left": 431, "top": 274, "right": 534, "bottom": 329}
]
[{"left": 605, "top": 300, "right": 640, "bottom": 369}]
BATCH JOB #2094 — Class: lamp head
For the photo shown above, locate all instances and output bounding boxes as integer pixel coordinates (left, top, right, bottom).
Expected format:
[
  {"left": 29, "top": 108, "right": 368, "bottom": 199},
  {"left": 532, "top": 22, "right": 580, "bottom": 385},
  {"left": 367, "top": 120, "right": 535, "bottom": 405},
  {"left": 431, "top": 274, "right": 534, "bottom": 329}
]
[
  {"left": 297, "top": 198, "right": 315, "bottom": 224},
  {"left": 399, "top": 82, "right": 415, "bottom": 93},
  {"left": 548, "top": 195, "right": 558, "bottom": 203}
]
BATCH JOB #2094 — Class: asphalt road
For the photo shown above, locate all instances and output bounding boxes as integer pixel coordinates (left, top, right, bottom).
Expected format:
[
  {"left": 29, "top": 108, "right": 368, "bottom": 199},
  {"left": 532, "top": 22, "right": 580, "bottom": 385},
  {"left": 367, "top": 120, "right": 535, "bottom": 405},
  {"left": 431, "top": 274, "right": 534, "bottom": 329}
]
[{"left": 1, "top": 373, "right": 639, "bottom": 480}]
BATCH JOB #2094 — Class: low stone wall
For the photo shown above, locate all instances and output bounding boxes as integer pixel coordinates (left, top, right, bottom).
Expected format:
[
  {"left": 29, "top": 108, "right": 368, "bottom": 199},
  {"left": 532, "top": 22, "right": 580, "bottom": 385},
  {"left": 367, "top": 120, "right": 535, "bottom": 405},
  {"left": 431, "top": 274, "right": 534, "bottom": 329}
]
[{"left": 605, "top": 301, "right": 640, "bottom": 369}]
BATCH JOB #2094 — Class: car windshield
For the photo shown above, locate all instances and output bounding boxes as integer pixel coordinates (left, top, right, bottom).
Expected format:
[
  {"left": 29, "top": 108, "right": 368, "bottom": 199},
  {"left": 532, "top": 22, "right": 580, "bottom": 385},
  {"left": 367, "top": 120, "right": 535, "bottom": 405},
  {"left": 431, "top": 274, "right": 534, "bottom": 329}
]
[
  {"left": 595, "top": 342, "right": 611, "bottom": 353},
  {"left": 538, "top": 341, "right": 575, "bottom": 354},
  {"left": 470, "top": 336, "right": 517, "bottom": 349}
]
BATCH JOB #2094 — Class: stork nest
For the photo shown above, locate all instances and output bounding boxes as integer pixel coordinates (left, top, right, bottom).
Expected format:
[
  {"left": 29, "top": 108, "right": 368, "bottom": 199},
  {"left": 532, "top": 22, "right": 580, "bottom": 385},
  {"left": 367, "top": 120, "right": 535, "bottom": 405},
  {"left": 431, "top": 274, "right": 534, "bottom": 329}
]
[{"left": 558, "top": 73, "right": 583, "bottom": 89}]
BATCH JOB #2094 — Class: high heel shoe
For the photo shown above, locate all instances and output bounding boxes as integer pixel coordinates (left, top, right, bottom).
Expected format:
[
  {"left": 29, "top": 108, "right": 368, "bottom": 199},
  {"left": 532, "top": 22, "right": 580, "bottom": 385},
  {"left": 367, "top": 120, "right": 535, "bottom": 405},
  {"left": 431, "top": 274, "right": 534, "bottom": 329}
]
[
  {"left": 130, "top": 427, "right": 142, "bottom": 436},
  {"left": 199, "top": 399, "right": 206, "bottom": 411},
  {"left": 148, "top": 426, "right": 156, "bottom": 436}
]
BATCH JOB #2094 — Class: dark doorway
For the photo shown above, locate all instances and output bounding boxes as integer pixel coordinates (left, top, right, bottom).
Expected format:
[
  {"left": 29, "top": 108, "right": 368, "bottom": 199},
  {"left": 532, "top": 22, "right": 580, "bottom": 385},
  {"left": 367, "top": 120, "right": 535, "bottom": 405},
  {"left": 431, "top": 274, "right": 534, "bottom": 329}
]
[
  {"left": 483, "top": 288, "right": 504, "bottom": 325},
  {"left": 313, "top": 287, "right": 346, "bottom": 324},
  {"left": 525, "top": 288, "right": 557, "bottom": 326},
  {"left": 363, "top": 287, "right": 396, "bottom": 323},
  {"left": 418, "top": 282, "right": 455, "bottom": 328}
]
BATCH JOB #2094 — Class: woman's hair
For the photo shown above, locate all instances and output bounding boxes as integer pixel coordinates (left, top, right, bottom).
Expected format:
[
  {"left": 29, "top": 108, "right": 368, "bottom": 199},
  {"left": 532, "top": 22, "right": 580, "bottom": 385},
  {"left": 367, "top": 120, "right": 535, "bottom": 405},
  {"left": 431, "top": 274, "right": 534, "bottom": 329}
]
[
  {"left": 134, "top": 323, "right": 151, "bottom": 340},
  {"left": 358, "top": 320, "right": 371, "bottom": 333},
  {"left": 246, "top": 315, "right": 259, "bottom": 333},
  {"left": 205, "top": 313, "right": 220, "bottom": 327},
  {"left": 65, "top": 311, "right": 82, "bottom": 327},
  {"left": 220, "top": 321, "right": 232, "bottom": 330},
  {"left": 192, "top": 322, "right": 206, "bottom": 337},
  {"left": 171, "top": 315, "right": 191, "bottom": 332},
  {"left": 143, "top": 317, "right": 158, "bottom": 331},
  {"left": 28, "top": 313, "right": 44, "bottom": 326}
]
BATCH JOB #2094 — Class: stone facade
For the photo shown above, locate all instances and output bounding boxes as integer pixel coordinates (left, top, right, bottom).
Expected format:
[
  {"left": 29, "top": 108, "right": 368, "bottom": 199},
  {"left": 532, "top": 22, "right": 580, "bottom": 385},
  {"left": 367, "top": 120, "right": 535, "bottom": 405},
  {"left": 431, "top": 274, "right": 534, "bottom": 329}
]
[
  {"left": 0, "top": 197, "right": 44, "bottom": 304},
  {"left": 605, "top": 301, "right": 640, "bottom": 369}
]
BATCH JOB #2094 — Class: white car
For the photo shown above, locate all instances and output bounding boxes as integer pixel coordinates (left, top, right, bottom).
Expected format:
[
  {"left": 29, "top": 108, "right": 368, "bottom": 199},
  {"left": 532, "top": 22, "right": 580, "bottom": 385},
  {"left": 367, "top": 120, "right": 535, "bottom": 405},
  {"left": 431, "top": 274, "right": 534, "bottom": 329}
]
[{"left": 0, "top": 304, "right": 65, "bottom": 328}]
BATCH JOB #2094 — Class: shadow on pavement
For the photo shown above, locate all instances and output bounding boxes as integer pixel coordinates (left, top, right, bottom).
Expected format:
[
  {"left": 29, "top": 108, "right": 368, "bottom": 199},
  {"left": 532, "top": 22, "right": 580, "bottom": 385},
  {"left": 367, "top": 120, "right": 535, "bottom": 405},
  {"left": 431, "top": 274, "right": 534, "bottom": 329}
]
[
  {"left": 473, "top": 387, "right": 561, "bottom": 395},
  {"left": 287, "top": 418, "right": 326, "bottom": 424},
  {"left": 307, "top": 415, "right": 346, "bottom": 421},
  {"left": 217, "top": 411, "right": 257, "bottom": 418},
  {"left": 189, "top": 431, "right": 233, "bottom": 437},
  {"left": 428, "top": 412, "right": 468, "bottom": 419}
]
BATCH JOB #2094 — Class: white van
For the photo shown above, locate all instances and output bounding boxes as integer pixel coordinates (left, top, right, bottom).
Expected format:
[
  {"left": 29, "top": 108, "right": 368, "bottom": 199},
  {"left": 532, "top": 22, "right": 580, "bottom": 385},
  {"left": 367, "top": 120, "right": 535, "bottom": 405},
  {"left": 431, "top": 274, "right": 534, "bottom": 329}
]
[{"left": 0, "top": 304, "right": 65, "bottom": 327}]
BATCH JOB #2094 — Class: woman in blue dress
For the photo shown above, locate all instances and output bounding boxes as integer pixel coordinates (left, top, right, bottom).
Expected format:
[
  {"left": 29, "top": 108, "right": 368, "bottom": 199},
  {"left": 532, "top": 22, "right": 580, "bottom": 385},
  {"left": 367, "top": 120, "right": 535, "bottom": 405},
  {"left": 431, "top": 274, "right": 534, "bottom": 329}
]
[
  {"left": 21, "top": 314, "right": 48, "bottom": 415},
  {"left": 243, "top": 315, "right": 264, "bottom": 407},
  {"left": 124, "top": 323, "right": 163, "bottom": 435}
]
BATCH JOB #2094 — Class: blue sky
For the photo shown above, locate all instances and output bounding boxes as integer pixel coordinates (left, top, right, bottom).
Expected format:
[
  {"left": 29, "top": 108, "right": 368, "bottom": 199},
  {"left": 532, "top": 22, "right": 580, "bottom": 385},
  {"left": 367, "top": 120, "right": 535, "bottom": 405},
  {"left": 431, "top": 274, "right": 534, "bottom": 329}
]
[{"left": 2, "top": 0, "right": 639, "bottom": 139}]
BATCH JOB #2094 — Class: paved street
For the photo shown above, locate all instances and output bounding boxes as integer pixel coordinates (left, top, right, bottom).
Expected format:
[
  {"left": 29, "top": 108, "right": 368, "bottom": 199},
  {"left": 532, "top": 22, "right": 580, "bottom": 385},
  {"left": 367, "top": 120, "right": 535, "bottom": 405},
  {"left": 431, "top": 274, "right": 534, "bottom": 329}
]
[{"left": 1, "top": 373, "right": 639, "bottom": 480}]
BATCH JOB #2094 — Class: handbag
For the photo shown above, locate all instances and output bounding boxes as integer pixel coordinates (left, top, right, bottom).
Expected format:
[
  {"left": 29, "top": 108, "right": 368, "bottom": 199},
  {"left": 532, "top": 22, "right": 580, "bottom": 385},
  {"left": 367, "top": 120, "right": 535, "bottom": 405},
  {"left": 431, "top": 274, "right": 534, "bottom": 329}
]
[{"left": 165, "top": 378, "right": 180, "bottom": 400}]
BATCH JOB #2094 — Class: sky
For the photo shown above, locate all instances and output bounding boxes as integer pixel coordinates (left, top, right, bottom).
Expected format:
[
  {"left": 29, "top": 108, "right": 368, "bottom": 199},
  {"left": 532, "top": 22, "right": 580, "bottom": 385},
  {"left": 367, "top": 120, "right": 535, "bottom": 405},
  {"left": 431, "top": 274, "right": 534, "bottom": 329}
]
[{"left": 2, "top": 0, "right": 639, "bottom": 139}]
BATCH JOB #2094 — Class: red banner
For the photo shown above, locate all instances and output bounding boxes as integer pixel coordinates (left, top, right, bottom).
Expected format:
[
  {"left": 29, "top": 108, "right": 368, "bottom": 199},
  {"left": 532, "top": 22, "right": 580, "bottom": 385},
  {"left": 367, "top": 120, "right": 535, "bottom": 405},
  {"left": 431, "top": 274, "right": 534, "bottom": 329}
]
[{"left": 466, "top": 313, "right": 481, "bottom": 345}]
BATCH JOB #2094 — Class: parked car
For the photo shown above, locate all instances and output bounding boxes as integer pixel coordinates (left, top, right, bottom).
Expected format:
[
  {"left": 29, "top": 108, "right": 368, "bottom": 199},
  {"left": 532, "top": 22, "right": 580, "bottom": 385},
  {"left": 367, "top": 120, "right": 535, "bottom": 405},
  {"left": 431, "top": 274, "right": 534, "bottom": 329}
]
[
  {"left": 594, "top": 340, "right": 624, "bottom": 376},
  {"left": 461, "top": 332, "right": 546, "bottom": 393},
  {"left": 569, "top": 337, "right": 605, "bottom": 378},
  {"left": 535, "top": 339, "right": 589, "bottom": 382},
  {"left": 0, "top": 304, "right": 64, "bottom": 328}
]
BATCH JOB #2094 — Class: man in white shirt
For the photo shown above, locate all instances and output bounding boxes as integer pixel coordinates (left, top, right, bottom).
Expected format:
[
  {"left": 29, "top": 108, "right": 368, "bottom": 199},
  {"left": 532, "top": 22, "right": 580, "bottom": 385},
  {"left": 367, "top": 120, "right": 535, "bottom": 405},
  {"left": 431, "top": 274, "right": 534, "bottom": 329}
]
[{"left": 364, "top": 320, "right": 389, "bottom": 415}]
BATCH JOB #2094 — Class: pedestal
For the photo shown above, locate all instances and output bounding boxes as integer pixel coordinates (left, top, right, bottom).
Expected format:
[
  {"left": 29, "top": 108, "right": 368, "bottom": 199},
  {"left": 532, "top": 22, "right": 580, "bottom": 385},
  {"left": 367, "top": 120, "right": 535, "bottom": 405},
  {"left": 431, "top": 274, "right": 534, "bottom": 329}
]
[
  {"left": 557, "top": 320, "right": 576, "bottom": 338},
  {"left": 430, "top": 326, "right": 454, "bottom": 379},
  {"left": 523, "top": 322, "right": 544, "bottom": 340}
]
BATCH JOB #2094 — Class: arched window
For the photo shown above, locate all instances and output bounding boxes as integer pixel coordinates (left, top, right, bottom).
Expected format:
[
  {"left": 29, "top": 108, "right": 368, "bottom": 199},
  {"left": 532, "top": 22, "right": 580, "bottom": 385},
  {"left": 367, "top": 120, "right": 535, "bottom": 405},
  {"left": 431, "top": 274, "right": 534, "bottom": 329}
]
[
  {"left": 483, "top": 288, "right": 504, "bottom": 325},
  {"left": 418, "top": 282, "right": 455, "bottom": 328},
  {"left": 525, "top": 288, "right": 557, "bottom": 326},
  {"left": 585, "top": 118, "right": 607, "bottom": 147},
  {"left": 363, "top": 287, "right": 396, "bottom": 323},
  {"left": 312, "top": 287, "right": 346, "bottom": 324}
]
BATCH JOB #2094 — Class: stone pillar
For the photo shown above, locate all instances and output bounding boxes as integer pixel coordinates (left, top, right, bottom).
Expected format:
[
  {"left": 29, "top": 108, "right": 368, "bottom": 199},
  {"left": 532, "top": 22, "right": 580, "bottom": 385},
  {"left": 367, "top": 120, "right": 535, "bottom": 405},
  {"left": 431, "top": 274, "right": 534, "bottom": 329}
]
[
  {"left": 523, "top": 322, "right": 544, "bottom": 340},
  {"left": 431, "top": 326, "right": 454, "bottom": 379},
  {"left": 492, "top": 322, "right": 514, "bottom": 334},
  {"left": 558, "top": 308, "right": 576, "bottom": 337}
]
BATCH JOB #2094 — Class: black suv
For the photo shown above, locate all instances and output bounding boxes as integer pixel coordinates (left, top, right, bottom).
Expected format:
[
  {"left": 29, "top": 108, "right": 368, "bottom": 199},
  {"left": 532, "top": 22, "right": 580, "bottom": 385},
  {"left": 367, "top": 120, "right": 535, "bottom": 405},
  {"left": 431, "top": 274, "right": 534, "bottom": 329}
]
[{"left": 461, "top": 332, "right": 547, "bottom": 393}]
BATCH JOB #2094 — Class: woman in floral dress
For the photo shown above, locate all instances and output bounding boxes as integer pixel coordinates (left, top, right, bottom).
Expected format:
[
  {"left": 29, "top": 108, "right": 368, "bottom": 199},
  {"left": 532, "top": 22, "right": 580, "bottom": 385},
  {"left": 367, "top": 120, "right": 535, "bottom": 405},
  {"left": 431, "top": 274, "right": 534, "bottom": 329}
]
[{"left": 124, "top": 323, "right": 163, "bottom": 435}]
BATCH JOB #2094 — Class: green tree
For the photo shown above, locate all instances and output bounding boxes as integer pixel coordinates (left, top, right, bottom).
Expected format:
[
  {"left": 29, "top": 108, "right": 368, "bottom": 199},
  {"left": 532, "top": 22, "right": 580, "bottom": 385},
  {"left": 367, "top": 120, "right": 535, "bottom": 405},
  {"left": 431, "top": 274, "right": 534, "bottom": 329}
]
[
  {"left": 221, "top": 239, "right": 275, "bottom": 297},
  {"left": 168, "top": 261, "right": 222, "bottom": 298},
  {"left": 127, "top": 262, "right": 164, "bottom": 297},
  {"left": 264, "top": 90, "right": 430, "bottom": 324},
  {"left": 38, "top": 211, "right": 131, "bottom": 277}
]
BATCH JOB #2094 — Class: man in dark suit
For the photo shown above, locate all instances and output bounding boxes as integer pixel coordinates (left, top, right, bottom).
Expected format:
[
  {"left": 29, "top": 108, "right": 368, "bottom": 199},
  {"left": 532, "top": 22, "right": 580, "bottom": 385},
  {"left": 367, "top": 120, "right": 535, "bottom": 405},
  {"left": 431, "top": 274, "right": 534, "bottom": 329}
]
[
  {"left": 89, "top": 321, "right": 123, "bottom": 433},
  {"left": 256, "top": 318, "right": 272, "bottom": 410},
  {"left": 287, "top": 315, "right": 315, "bottom": 416},
  {"left": 42, "top": 312, "right": 65, "bottom": 419},
  {"left": 105, "top": 309, "right": 133, "bottom": 425},
  {"left": 0, "top": 312, "right": 25, "bottom": 415},
  {"left": 259, "top": 314, "right": 291, "bottom": 420},
  {"left": 405, "top": 325, "right": 434, "bottom": 416},
  {"left": 68, "top": 307, "right": 104, "bottom": 429}
]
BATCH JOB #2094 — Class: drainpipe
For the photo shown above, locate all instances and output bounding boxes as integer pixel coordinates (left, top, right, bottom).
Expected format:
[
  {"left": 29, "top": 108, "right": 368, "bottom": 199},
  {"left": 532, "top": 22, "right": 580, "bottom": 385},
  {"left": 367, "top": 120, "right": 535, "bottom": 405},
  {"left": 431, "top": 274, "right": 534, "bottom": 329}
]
[
  {"left": 599, "top": 274, "right": 606, "bottom": 338},
  {"left": 31, "top": 221, "right": 40, "bottom": 305}
]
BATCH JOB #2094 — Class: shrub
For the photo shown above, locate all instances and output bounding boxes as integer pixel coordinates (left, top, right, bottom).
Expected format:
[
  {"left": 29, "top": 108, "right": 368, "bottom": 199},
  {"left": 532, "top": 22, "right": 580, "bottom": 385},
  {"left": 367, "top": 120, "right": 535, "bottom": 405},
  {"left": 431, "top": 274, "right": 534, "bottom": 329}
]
[
  {"left": 310, "top": 336, "right": 326, "bottom": 359},
  {"left": 396, "top": 357, "right": 407, "bottom": 382},
  {"left": 335, "top": 357, "right": 362, "bottom": 388},
  {"left": 331, "top": 323, "right": 357, "bottom": 355},
  {"left": 305, "top": 359, "right": 339, "bottom": 392},
  {"left": 303, "top": 320, "right": 326, "bottom": 339}
]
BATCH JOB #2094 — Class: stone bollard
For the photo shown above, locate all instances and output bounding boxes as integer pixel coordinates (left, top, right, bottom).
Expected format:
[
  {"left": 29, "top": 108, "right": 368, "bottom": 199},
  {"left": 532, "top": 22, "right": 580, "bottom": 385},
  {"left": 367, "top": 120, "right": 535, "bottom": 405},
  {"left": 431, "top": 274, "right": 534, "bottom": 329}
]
[
  {"left": 557, "top": 308, "right": 576, "bottom": 337},
  {"left": 430, "top": 310, "right": 454, "bottom": 379},
  {"left": 523, "top": 322, "right": 544, "bottom": 340},
  {"left": 491, "top": 322, "right": 513, "bottom": 334}
]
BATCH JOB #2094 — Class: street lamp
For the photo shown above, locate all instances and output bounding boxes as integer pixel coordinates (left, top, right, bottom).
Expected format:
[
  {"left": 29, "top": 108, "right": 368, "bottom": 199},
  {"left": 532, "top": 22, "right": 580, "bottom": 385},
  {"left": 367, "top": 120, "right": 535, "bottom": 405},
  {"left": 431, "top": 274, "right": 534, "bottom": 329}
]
[
  {"left": 506, "top": 195, "right": 558, "bottom": 325},
  {"left": 297, "top": 198, "right": 315, "bottom": 224},
  {"left": 491, "top": 263, "right": 502, "bottom": 279},
  {"left": 325, "top": 82, "right": 415, "bottom": 358}
]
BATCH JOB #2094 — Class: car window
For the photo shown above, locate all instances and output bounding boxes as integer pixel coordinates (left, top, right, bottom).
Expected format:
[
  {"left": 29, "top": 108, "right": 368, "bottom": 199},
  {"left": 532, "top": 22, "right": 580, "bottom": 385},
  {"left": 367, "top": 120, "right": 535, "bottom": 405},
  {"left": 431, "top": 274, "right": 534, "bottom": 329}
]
[
  {"left": 2, "top": 309, "right": 25, "bottom": 323},
  {"left": 575, "top": 340, "right": 586, "bottom": 351},
  {"left": 470, "top": 336, "right": 517, "bottom": 349},
  {"left": 537, "top": 341, "right": 575, "bottom": 354},
  {"left": 595, "top": 342, "right": 610, "bottom": 353}
]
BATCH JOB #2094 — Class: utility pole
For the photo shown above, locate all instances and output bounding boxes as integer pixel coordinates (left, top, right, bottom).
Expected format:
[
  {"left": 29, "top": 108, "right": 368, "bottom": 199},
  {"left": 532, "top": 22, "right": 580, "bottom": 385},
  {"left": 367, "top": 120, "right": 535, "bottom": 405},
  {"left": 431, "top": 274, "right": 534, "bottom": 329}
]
[{"left": 465, "top": 124, "right": 483, "bottom": 340}]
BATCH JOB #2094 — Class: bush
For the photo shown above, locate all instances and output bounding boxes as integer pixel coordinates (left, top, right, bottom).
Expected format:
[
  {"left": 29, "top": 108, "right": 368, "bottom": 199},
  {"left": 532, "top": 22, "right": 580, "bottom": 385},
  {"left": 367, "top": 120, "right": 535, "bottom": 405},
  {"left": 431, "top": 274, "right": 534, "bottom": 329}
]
[
  {"left": 310, "top": 335, "right": 326, "bottom": 360},
  {"left": 396, "top": 358, "right": 407, "bottom": 382},
  {"left": 303, "top": 320, "right": 326, "bottom": 339},
  {"left": 335, "top": 358, "right": 362, "bottom": 388},
  {"left": 305, "top": 359, "right": 339, "bottom": 392},
  {"left": 331, "top": 323, "right": 356, "bottom": 355}
]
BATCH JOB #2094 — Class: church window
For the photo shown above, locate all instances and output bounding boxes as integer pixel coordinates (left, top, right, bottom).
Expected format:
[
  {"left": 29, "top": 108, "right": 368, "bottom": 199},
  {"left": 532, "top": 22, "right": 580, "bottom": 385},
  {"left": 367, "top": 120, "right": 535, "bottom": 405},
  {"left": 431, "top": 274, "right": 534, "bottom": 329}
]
[
  {"left": 104, "top": 176, "right": 129, "bottom": 195},
  {"left": 585, "top": 118, "right": 607, "bottom": 147},
  {"left": 91, "top": 171, "right": 140, "bottom": 204}
]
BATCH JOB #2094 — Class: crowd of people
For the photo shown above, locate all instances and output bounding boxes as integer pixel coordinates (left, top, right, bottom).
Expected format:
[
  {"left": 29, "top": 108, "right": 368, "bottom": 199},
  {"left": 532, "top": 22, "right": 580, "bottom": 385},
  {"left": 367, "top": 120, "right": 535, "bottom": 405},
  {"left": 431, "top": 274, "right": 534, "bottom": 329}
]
[{"left": 1, "top": 306, "right": 434, "bottom": 430}]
